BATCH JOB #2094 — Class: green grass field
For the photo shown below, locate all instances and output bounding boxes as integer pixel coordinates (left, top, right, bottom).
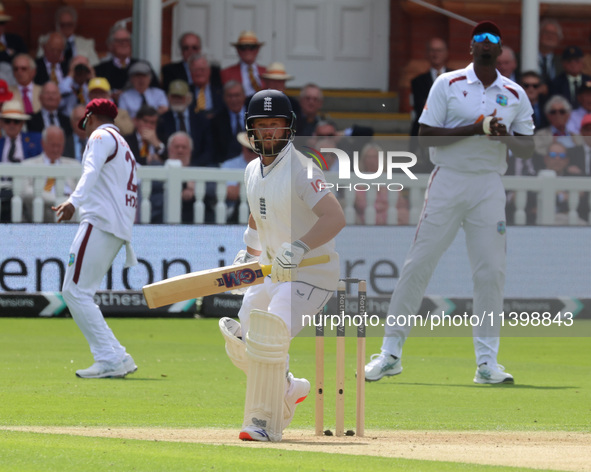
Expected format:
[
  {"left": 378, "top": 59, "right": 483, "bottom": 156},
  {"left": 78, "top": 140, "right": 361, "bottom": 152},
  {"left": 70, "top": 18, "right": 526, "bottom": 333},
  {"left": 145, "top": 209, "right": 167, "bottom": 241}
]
[{"left": 0, "top": 317, "right": 589, "bottom": 471}]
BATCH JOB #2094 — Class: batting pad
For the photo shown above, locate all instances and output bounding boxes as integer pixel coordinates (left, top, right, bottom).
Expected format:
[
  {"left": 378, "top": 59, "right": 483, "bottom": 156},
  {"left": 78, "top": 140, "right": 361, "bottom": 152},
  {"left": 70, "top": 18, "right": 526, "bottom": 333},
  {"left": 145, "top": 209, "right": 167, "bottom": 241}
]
[
  {"left": 219, "top": 317, "right": 248, "bottom": 374},
  {"left": 242, "top": 309, "right": 290, "bottom": 442}
]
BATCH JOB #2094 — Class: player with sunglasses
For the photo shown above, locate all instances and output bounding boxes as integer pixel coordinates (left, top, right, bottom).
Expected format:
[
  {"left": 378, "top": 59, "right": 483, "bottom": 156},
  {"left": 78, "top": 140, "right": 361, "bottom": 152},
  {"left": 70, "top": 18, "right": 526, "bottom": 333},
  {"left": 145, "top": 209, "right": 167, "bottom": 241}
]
[
  {"left": 221, "top": 31, "right": 267, "bottom": 97},
  {"left": 366, "top": 21, "right": 534, "bottom": 385}
]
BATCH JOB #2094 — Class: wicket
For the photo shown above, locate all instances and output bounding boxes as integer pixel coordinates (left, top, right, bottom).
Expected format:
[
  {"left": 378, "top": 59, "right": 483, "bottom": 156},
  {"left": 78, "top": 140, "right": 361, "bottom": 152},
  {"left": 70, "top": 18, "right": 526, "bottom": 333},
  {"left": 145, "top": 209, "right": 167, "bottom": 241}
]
[{"left": 315, "top": 278, "right": 366, "bottom": 437}]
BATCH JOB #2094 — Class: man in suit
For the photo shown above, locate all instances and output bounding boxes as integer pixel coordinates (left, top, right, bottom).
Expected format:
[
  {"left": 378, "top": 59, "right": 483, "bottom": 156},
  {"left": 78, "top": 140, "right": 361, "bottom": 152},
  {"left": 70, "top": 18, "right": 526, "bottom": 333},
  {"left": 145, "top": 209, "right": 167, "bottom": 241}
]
[
  {"left": 189, "top": 54, "right": 223, "bottom": 118},
  {"left": 10, "top": 54, "right": 42, "bottom": 115},
  {"left": 28, "top": 81, "right": 72, "bottom": 136},
  {"left": 210, "top": 80, "right": 246, "bottom": 164},
  {"left": 221, "top": 31, "right": 266, "bottom": 97},
  {"left": 94, "top": 24, "right": 159, "bottom": 102},
  {"left": 538, "top": 19, "right": 564, "bottom": 89},
  {"left": 161, "top": 32, "right": 222, "bottom": 93},
  {"left": 20, "top": 125, "right": 81, "bottom": 222},
  {"left": 63, "top": 104, "right": 86, "bottom": 161},
  {"left": 58, "top": 55, "right": 93, "bottom": 118},
  {"left": 520, "top": 70, "right": 547, "bottom": 130},
  {"left": 549, "top": 46, "right": 591, "bottom": 110},
  {"left": 34, "top": 32, "right": 68, "bottom": 87},
  {"left": 0, "top": 2, "right": 27, "bottom": 66},
  {"left": 156, "top": 79, "right": 213, "bottom": 167},
  {"left": 37, "top": 6, "right": 100, "bottom": 67},
  {"left": 297, "top": 83, "right": 326, "bottom": 137}
]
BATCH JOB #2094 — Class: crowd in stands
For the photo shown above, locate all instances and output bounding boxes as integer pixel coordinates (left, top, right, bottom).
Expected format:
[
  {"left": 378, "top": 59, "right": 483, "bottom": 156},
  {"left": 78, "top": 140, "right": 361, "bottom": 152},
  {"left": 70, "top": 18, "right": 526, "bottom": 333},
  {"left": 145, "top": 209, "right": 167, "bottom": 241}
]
[{"left": 0, "top": 3, "right": 589, "bottom": 225}]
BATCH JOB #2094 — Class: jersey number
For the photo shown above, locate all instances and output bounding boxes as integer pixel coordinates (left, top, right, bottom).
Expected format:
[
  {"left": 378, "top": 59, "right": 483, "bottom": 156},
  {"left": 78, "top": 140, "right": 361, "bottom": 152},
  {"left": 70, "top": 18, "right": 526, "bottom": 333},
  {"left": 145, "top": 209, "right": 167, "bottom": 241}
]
[{"left": 125, "top": 151, "right": 138, "bottom": 193}]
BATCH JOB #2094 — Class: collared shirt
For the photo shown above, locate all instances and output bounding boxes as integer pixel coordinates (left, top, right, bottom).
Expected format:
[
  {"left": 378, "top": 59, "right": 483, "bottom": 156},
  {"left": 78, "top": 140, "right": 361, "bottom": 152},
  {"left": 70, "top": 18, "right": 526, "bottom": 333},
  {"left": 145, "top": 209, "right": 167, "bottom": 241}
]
[
  {"left": 183, "top": 61, "right": 193, "bottom": 85},
  {"left": 193, "top": 83, "right": 213, "bottom": 111},
  {"left": 1, "top": 135, "right": 25, "bottom": 162},
  {"left": 41, "top": 153, "right": 73, "bottom": 194},
  {"left": 43, "top": 58, "right": 64, "bottom": 85},
  {"left": 113, "top": 57, "right": 131, "bottom": 69},
  {"left": 41, "top": 108, "right": 60, "bottom": 128},
  {"left": 118, "top": 87, "right": 168, "bottom": 118},
  {"left": 240, "top": 61, "right": 262, "bottom": 96},
  {"left": 230, "top": 107, "right": 245, "bottom": 134},
  {"left": 174, "top": 107, "right": 190, "bottom": 131}
]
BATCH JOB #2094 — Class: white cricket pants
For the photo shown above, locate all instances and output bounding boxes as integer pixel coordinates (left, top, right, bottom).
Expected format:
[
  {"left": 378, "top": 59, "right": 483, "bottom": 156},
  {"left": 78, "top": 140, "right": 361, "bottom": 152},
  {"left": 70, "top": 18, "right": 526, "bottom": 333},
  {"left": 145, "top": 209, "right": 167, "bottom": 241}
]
[
  {"left": 381, "top": 167, "right": 506, "bottom": 366},
  {"left": 62, "top": 222, "right": 128, "bottom": 364}
]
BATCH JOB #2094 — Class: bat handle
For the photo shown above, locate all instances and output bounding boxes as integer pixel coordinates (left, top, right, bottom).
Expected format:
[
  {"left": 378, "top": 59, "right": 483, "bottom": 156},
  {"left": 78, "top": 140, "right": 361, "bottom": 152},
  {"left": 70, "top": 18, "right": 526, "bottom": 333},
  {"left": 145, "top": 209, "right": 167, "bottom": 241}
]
[{"left": 260, "top": 254, "right": 330, "bottom": 276}]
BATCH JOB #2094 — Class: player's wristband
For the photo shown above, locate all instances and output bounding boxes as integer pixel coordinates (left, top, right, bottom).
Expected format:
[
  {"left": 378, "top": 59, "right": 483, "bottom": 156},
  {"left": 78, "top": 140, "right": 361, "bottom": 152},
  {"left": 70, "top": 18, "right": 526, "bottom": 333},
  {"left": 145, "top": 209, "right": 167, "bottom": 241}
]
[
  {"left": 482, "top": 116, "right": 493, "bottom": 135},
  {"left": 292, "top": 239, "right": 311, "bottom": 254},
  {"left": 243, "top": 226, "right": 262, "bottom": 252}
]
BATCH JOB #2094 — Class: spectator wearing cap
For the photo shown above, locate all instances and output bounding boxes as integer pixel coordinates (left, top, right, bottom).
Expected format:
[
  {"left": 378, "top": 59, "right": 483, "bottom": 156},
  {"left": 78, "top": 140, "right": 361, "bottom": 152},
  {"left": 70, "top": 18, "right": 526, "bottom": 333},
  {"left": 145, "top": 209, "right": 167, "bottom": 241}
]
[
  {"left": 221, "top": 31, "right": 267, "bottom": 97},
  {"left": 161, "top": 32, "right": 222, "bottom": 93},
  {"left": 58, "top": 55, "right": 94, "bottom": 117},
  {"left": 0, "top": 2, "right": 27, "bottom": 66},
  {"left": 63, "top": 104, "right": 87, "bottom": 161},
  {"left": 260, "top": 62, "right": 301, "bottom": 119},
  {"left": 210, "top": 80, "right": 247, "bottom": 164},
  {"left": 9, "top": 54, "right": 41, "bottom": 114},
  {"left": 94, "top": 24, "right": 159, "bottom": 102},
  {"left": 86, "top": 77, "right": 133, "bottom": 135},
  {"left": 34, "top": 32, "right": 68, "bottom": 87},
  {"left": 28, "top": 81, "right": 72, "bottom": 137},
  {"left": 36, "top": 6, "right": 100, "bottom": 68},
  {"left": 188, "top": 54, "right": 223, "bottom": 118},
  {"left": 118, "top": 61, "right": 168, "bottom": 118},
  {"left": 156, "top": 79, "right": 213, "bottom": 167},
  {"left": 567, "top": 80, "right": 591, "bottom": 134},
  {"left": 549, "top": 46, "right": 591, "bottom": 109}
]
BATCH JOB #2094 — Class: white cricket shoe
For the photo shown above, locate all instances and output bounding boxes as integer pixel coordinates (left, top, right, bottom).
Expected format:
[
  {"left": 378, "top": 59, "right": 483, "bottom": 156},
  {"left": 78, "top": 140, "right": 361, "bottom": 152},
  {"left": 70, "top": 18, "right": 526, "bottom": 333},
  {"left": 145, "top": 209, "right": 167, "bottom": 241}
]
[
  {"left": 239, "top": 425, "right": 271, "bottom": 441},
  {"left": 283, "top": 372, "right": 310, "bottom": 429},
  {"left": 76, "top": 354, "right": 137, "bottom": 379},
  {"left": 122, "top": 354, "right": 137, "bottom": 375},
  {"left": 365, "top": 352, "right": 402, "bottom": 382},
  {"left": 474, "top": 363, "right": 514, "bottom": 384}
]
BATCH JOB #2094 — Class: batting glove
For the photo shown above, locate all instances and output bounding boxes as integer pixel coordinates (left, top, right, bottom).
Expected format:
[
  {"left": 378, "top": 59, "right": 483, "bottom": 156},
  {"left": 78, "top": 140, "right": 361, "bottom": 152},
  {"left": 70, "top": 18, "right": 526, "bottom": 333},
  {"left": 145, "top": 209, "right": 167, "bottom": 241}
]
[
  {"left": 230, "top": 250, "right": 259, "bottom": 295},
  {"left": 271, "top": 241, "right": 309, "bottom": 283}
]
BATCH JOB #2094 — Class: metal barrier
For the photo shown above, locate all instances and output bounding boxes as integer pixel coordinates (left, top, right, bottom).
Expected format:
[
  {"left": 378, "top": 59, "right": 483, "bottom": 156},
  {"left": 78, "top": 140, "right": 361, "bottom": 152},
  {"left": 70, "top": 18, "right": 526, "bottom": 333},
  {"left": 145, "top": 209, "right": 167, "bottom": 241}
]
[{"left": 1, "top": 163, "right": 590, "bottom": 225}]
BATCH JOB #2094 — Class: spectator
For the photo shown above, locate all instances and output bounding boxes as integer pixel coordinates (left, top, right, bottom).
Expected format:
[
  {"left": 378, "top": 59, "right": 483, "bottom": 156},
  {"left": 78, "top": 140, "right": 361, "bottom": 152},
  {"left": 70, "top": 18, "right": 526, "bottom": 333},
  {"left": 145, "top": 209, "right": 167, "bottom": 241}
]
[
  {"left": 28, "top": 81, "right": 72, "bottom": 136},
  {"left": 297, "top": 83, "right": 325, "bottom": 137},
  {"left": 9, "top": 54, "right": 41, "bottom": 114},
  {"left": 0, "top": 2, "right": 27, "bottom": 67},
  {"left": 156, "top": 79, "right": 213, "bottom": 167},
  {"left": 221, "top": 31, "right": 266, "bottom": 97},
  {"left": 567, "top": 81, "right": 591, "bottom": 134},
  {"left": 210, "top": 80, "right": 247, "bottom": 164},
  {"left": 86, "top": 77, "right": 133, "bottom": 135},
  {"left": 37, "top": 6, "right": 99, "bottom": 67},
  {"left": 353, "top": 142, "right": 409, "bottom": 225},
  {"left": 124, "top": 105, "right": 165, "bottom": 167},
  {"left": 549, "top": 46, "right": 591, "bottom": 109},
  {"left": 497, "top": 46, "right": 519, "bottom": 82},
  {"left": 569, "top": 113, "right": 591, "bottom": 176},
  {"left": 118, "top": 61, "right": 168, "bottom": 118},
  {"left": 260, "top": 62, "right": 301, "bottom": 118},
  {"left": 538, "top": 19, "right": 563, "bottom": 87},
  {"left": 188, "top": 54, "right": 223, "bottom": 118},
  {"left": 161, "top": 32, "right": 222, "bottom": 92},
  {"left": 94, "top": 24, "right": 159, "bottom": 102},
  {"left": 34, "top": 32, "right": 68, "bottom": 87},
  {"left": 58, "top": 55, "right": 94, "bottom": 117},
  {"left": 63, "top": 104, "right": 86, "bottom": 161},
  {"left": 534, "top": 95, "right": 583, "bottom": 158},
  {"left": 520, "top": 70, "right": 547, "bottom": 130},
  {"left": 20, "top": 126, "right": 80, "bottom": 222}
]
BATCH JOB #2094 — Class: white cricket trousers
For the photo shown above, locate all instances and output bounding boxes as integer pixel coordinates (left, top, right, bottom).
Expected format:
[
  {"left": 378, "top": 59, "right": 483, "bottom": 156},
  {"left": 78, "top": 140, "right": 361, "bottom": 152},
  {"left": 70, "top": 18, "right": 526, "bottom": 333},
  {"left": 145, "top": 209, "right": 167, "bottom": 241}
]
[
  {"left": 62, "top": 222, "right": 127, "bottom": 364},
  {"left": 381, "top": 167, "right": 506, "bottom": 367}
]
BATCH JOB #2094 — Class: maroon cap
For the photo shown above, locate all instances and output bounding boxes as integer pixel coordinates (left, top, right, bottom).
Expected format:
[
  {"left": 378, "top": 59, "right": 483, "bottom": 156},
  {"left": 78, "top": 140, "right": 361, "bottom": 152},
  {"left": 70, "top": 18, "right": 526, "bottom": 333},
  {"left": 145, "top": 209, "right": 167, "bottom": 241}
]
[
  {"left": 78, "top": 98, "right": 118, "bottom": 130},
  {"left": 471, "top": 21, "right": 502, "bottom": 40}
]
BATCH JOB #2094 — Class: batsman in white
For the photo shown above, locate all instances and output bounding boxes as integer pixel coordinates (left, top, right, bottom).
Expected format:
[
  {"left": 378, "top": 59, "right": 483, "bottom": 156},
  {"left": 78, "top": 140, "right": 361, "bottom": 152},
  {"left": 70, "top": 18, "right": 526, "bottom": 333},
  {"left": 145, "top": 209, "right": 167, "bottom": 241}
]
[
  {"left": 219, "top": 89, "right": 345, "bottom": 442},
  {"left": 365, "top": 21, "right": 534, "bottom": 384},
  {"left": 52, "top": 98, "right": 139, "bottom": 379}
]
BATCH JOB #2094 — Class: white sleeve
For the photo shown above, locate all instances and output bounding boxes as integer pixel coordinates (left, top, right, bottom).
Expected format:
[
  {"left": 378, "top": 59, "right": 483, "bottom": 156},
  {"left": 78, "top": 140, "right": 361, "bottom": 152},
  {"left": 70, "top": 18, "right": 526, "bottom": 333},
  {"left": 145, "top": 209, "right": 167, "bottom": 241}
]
[
  {"left": 510, "top": 89, "right": 535, "bottom": 136},
  {"left": 295, "top": 165, "right": 332, "bottom": 209},
  {"left": 418, "top": 76, "right": 448, "bottom": 128},
  {"left": 68, "top": 129, "right": 116, "bottom": 209}
]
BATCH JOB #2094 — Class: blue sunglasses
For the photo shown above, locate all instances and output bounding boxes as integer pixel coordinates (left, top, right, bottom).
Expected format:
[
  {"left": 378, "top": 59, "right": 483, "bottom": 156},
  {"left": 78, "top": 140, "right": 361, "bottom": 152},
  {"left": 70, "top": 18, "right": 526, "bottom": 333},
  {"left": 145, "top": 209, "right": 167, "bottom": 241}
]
[
  {"left": 473, "top": 32, "right": 501, "bottom": 44},
  {"left": 548, "top": 151, "right": 567, "bottom": 159}
]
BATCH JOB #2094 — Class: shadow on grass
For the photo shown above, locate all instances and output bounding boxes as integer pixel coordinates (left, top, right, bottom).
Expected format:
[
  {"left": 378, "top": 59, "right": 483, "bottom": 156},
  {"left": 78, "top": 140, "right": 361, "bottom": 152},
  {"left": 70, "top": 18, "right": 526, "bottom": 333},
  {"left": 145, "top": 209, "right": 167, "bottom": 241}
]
[{"left": 370, "top": 382, "right": 578, "bottom": 390}]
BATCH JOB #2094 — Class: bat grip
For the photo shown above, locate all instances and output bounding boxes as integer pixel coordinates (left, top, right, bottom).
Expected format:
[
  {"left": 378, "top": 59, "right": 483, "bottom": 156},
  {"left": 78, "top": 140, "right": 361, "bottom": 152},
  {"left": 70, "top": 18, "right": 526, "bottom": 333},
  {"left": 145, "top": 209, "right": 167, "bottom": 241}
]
[{"left": 260, "top": 254, "right": 330, "bottom": 277}]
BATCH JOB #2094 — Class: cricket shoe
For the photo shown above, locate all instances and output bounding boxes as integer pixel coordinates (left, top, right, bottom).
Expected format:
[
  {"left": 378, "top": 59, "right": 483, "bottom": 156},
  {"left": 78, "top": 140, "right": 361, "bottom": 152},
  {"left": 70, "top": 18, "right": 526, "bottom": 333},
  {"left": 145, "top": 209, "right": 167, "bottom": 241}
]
[
  {"left": 474, "top": 363, "right": 514, "bottom": 384},
  {"left": 239, "top": 425, "right": 272, "bottom": 442},
  {"left": 122, "top": 354, "right": 138, "bottom": 375},
  {"left": 76, "top": 355, "right": 136, "bottom": 379},
  {"left": 283, "top": 373, "right": 310, "bottom": 429},
  {"left": 364, "top": 352, "right": 402, "bottom": 382}
]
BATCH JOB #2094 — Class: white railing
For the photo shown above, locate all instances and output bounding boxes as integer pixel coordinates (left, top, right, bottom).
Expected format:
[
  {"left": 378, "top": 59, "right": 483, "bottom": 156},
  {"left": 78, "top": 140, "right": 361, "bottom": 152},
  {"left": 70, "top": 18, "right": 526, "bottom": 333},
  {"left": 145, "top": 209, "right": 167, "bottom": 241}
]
[{"left": 1, "top": 163, "right": 590, "bottom": 225}]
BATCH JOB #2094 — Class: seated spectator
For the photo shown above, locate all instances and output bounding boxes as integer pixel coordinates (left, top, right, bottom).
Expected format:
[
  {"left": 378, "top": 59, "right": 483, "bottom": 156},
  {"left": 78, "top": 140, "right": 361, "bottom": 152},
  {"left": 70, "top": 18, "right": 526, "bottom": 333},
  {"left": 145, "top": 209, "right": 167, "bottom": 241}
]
[
  {"left": 221, "top": 131, "right": 258, "bottom": 222},
  {"left": 124, "top": 105, "right": 166, "bottom": 166},
  {"left": 118, "top": 61, "right": 168, "bottom": 118},
  {"left": 534, "top": 95, "right": 583, "bottom": 158},
  {"left": 156, "top": 79, "right": 213, "bottom": 167},
  {"left": 353, "top": 143, "right": 409, "bottom": 225},
  {"left": 549, "top": 46, "right": 591, "bottom": 109},
  {"left": 297, "top": 83, "right": 326, "bottom": 137},
  {"left": 569, "top": 114, "right": 591, "bottom": 176},
  {"left": 211, "top": 80, "right": 247, "bottom": 164},
  {"left": 28, "top": 81, "right": 72, "bottom": 136},
  {"left": 538, "top": 19, "right": 563, "bottom": 90},
  {"left": 161, "top": 32, "right": 222, "bottom": 92},
  {"left": 221, "top": 31, "right": 266, "bottom": 97},
  {"left": 37, "top": 6, "right": 99, "bottom": 67},
  {"left": 58, "top": 55, "right": 94, "bottom": 117},
  {"left": 86, "top": 77, "right": 133, "bottom": 135},
  {"left": 567, "top": 81, "right": 591, "bottom": 134},
  {"left": 10, "top": 54, "right": 41, "bottom": 114},
  {"left": 260, "top": 62, "right": 301, "bottom": 119},
  {"left": 20, "top": 126, "right": 80, "bottom": 222},
  {"left": 94, "top": 24, "right": 159, "bottom": 102},
  {"left": 188, "top": 54, "right": 223, "bottom": 118},
  {"left": 0, "top": 3, "right": 27, "bottom": 67},
  {"left": 497, "top": 45, "right": 519, "bottom": 83},
  {"left": 520, "top": 70, "right": 547, "bottom": 130},
  {"left": 34, "top": 32, "right": 68, "bottom": 87},
  {"left": 63, "top": 104, "right": 86, "bottom": 161}
]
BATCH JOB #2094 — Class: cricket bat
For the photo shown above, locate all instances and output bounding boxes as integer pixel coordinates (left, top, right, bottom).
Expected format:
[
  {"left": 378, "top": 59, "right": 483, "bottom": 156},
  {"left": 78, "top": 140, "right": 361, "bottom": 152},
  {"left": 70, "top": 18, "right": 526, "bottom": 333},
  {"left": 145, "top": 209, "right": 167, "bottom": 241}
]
[{"left": 142, "top": 255, "right": 330, "bottom": 309}]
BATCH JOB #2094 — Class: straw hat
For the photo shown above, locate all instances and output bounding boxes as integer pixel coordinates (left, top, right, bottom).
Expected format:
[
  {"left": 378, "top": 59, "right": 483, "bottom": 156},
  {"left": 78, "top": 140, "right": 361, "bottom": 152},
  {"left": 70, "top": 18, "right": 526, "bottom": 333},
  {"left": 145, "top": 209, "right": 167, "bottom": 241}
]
[
  {"left": 0, "top": 99, "right": 30, "bottom": 120},
  {"left": 261, "top": 62, "right": 293, "bottom": 81},
  {"left": 0, "top": 2, "right": 12, "bottom": 22},
  {"left": 231, "top": 31, "right": 264, "bottom": 47}
]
